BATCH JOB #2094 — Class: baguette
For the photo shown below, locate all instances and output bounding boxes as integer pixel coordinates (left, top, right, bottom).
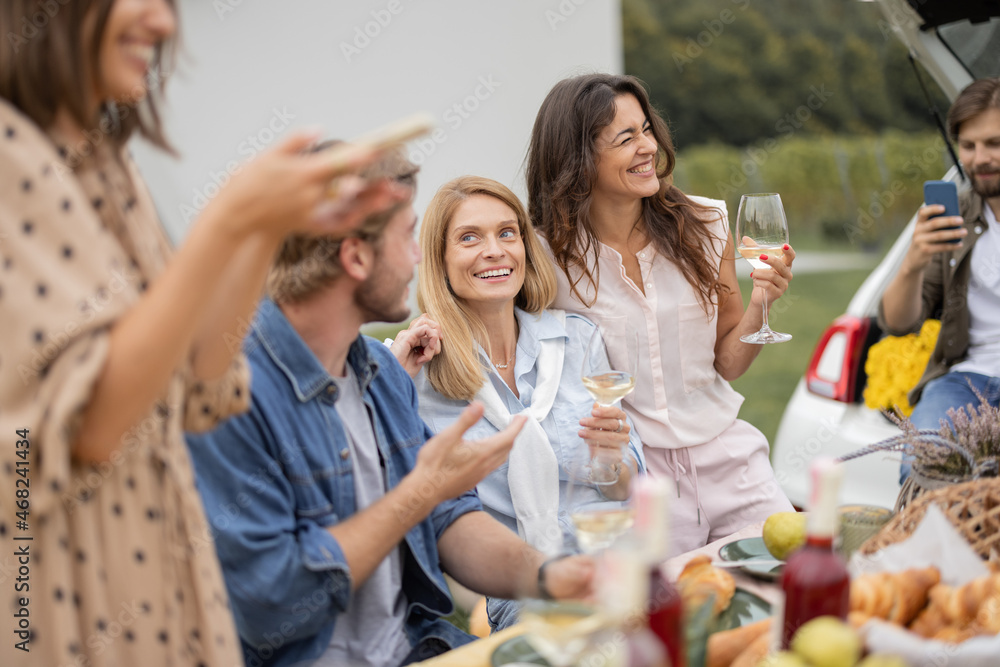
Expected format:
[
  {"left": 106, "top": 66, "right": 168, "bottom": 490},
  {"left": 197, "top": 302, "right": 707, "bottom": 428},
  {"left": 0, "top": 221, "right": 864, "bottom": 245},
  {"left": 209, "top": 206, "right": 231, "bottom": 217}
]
[
  {"left": 729, "top": 630, "right": 771, "bottom": 667},
  {"left": 705, "top": 617, "right": 772, "bottom": 667}
]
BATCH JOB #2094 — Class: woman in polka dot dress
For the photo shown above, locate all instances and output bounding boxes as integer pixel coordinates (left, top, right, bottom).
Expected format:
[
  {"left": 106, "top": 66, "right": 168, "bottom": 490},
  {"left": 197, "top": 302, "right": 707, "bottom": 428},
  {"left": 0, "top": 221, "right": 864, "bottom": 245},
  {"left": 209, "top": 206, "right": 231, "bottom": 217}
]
[{"left": 0, "top": 2, "right": 400, "bottom": 666}]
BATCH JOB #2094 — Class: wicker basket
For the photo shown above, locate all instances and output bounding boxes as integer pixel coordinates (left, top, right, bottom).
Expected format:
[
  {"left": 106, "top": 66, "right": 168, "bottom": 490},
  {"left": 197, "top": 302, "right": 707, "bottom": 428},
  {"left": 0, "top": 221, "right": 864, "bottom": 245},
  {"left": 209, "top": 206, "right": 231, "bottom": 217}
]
[{"left": 858, "top": 477, "right": 1000, "bottom": 561}]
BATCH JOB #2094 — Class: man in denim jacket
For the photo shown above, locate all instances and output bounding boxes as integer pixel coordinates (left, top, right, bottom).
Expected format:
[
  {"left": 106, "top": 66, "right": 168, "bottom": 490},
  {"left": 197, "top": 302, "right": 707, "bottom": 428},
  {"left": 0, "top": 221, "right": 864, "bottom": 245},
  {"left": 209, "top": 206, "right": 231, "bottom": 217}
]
[{"left": 187, "top": 150, "right": 593, "bottom": 667}]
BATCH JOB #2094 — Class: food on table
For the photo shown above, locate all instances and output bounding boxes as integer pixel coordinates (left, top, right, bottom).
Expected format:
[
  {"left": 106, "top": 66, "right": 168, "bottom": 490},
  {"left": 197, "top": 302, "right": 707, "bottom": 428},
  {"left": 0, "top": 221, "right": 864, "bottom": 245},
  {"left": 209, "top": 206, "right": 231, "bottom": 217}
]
[
  {"left": 728, "top": 630, "right": 770, "bottom": 667},
  {"left": 789, "top": 616, "right": 861, "bottom": 667},
  {"left": 677, "top": 554, "right": 736, "bottom": 615},
  {"left": 908, "top": 571, "right": 1000, "bottom": 642},
  {"left": 705, "top": 617, "right": 772, "bottom": 667},
  {"left": 762, "top": 511, "right": 807, "bottom": 560},
  {"left": 469, "top": 597, "right": 490, "bottom": 638},
  {"left": 849, "top": 566, "right": 940, "bottom": 625}
]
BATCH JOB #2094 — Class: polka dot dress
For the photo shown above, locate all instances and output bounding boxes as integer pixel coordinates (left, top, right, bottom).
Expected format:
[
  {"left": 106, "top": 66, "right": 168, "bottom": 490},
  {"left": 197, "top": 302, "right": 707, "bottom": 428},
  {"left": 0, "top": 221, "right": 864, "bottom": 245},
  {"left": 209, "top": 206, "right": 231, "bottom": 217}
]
[{"left": 0, "top": 101, "right": 250, "bottom": 667}]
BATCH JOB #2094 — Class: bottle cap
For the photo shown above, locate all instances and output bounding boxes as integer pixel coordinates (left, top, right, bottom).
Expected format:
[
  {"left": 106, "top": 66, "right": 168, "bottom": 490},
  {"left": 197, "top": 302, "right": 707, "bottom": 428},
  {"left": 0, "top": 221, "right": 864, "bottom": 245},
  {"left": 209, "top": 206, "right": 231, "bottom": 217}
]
[{"left": 808, "top": 457, "right": 844, "bottom": 538}]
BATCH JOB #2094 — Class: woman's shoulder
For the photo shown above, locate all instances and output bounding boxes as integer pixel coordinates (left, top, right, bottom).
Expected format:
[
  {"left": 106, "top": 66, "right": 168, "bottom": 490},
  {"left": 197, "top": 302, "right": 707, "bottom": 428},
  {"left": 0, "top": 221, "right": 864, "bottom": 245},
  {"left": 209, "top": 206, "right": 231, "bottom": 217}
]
[{"left": 686, "top": 195, "right": 728, "bottom": 223}]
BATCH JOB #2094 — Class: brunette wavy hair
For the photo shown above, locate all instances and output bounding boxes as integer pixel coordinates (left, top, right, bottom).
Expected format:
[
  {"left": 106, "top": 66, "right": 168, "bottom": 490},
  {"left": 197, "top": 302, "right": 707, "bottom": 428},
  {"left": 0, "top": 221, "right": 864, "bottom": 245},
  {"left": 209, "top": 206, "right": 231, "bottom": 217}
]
[
  {"left": 0, "top": 0, "right": 176, "bottom": 150},
  {"left": 526, "top": 73, "right": 728, "bottom": 311},
  {"left": 418, "top": 176, "right": 557, "bottom": 401}
]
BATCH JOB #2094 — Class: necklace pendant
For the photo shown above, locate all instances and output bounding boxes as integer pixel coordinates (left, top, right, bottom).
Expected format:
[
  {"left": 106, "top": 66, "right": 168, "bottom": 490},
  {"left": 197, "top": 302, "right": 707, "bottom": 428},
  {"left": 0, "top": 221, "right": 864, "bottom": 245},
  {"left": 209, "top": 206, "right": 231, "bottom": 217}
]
[{"left": 494, "top": 362, "right": 509, "bottom": 369}]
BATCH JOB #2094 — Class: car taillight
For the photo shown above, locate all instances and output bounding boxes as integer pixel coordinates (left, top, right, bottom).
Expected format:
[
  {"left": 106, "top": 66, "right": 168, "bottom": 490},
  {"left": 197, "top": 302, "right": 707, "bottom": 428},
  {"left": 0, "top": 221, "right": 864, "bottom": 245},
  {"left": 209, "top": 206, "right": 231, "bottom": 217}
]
[{"left": 805, "top": 315, "right": 872, "bottom": 403}]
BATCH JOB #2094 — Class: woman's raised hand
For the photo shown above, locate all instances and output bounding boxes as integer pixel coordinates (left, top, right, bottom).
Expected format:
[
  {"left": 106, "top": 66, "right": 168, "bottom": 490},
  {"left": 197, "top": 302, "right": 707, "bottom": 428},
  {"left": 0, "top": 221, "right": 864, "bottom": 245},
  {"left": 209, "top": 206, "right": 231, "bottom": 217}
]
[
  {"left": 578, "top": 403, "right": 630, "bottom": 455},
  {"left": 391, "top": 315, "right": 444, "bottom": 378},
  {"left": 200, "top": 129, "right": 409, "bottom": 242},
  {"left": 749, "top": 242, "right": 795, "bottom": 310}
]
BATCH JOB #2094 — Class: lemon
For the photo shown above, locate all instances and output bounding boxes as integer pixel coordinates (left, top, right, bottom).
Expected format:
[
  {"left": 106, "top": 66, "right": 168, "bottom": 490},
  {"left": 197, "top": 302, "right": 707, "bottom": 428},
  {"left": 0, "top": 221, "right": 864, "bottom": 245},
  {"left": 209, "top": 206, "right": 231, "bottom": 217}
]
[
  {"left": 790, "top": 616, "right": 861, "bottom": 667},
  {"left": 762, "top": 512, "right": 807, "bottom": 560}
]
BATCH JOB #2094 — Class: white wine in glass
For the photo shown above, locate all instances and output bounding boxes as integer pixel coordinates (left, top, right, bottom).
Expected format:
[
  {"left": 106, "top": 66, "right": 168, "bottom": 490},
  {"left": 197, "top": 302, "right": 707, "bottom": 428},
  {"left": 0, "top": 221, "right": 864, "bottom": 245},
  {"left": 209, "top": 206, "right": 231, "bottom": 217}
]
[
  {"left": 569, "top": 504, "right": 635, "bottom": 553},
  {"left": 580, "top": 326, "right": 638, "bottom": 484},
  {"left": 520, "top": 600, "right": 608, "bottom": 667},
  {"left": 736, "top": 193, "right": 792, "bottom": 344}
]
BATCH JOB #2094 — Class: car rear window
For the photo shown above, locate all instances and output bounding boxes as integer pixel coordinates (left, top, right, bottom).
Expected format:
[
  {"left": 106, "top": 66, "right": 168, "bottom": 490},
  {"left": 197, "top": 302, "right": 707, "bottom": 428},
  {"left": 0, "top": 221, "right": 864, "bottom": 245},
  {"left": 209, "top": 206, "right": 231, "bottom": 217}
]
[{"left": 938, "top": 17, "right": 1000, "bottom": 79}]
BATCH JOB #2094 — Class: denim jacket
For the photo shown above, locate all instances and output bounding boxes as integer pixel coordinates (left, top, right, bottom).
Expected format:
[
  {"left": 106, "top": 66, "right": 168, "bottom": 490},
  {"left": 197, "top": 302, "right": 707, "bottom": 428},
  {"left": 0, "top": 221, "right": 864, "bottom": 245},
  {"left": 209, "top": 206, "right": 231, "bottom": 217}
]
[{"left": 186, "top": 299, "right": 479, "bottom": 667}]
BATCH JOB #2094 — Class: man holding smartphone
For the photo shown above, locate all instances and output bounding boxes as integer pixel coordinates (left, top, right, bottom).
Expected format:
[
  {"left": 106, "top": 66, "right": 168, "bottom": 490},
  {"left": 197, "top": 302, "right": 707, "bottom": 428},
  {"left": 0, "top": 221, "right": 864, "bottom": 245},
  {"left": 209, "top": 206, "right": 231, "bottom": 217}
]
[{"left": 880, "top": 77, "right": 1000, "bottom": 484}]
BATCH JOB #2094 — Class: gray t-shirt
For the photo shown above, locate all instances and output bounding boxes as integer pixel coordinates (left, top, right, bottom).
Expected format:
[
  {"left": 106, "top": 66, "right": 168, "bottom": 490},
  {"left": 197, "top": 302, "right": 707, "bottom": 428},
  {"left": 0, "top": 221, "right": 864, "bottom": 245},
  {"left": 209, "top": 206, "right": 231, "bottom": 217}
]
[{"left": 317, "top": 366, "right": 412, "bottom": 667}]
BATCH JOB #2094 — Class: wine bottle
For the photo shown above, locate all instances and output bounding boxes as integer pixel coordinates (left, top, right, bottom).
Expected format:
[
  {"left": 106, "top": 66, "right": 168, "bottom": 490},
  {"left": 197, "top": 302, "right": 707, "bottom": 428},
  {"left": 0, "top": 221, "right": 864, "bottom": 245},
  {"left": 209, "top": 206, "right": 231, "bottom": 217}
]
[
  {"left": 633, "top": 476, "right": 685, "bottom": 667},
  {"left": 779, "top": 457, "right": 850, "bottom": 648}
]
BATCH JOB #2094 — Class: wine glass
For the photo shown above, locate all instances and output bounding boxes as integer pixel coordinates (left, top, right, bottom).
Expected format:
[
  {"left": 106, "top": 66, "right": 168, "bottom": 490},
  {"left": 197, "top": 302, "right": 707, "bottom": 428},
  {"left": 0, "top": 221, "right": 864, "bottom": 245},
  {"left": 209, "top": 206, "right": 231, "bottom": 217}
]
[
  {"left": 579, "top": 325, "right": 638, "bottom": 484},
  {"left": 520, "top": 599, "right": 609, "bottom": 667},
  {"left": 736, "top": 193, "right": 792, "bottom": 344},
  {"left": 582, "top": 325, "right": 638, "bottom": 410},
  {"left": 565, "top": 325, "right": 639, "bottom": 552},
  {"left": 565, "top": 458, "right": 636, "bottom": 553}
]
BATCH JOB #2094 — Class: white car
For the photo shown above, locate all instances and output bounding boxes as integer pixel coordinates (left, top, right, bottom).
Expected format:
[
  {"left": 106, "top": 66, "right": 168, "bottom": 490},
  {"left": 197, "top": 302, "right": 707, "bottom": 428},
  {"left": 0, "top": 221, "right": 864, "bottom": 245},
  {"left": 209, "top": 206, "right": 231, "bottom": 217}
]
[{"left": 770, "top": 0, "right": 1000, "bottom": 510}]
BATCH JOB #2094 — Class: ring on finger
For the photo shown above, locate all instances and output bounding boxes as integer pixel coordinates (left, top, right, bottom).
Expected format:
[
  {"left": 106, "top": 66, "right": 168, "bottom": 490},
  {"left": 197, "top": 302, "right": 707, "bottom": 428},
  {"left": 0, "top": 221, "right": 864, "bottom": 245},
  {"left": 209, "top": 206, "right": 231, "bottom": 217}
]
[{"left": 614, "top": 418, "right": 624, "bottom": 433}]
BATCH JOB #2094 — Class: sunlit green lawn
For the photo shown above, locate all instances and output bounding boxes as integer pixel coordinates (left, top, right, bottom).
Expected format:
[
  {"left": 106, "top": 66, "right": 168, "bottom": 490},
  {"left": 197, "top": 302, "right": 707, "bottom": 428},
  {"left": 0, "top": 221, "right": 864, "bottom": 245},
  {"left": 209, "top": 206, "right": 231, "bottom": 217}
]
[
  {"left": 730, "top": 269, "right": 871, "bottom": 442},
  {"left": 365, "top": 268, "right": 873, "bottom": 444}
]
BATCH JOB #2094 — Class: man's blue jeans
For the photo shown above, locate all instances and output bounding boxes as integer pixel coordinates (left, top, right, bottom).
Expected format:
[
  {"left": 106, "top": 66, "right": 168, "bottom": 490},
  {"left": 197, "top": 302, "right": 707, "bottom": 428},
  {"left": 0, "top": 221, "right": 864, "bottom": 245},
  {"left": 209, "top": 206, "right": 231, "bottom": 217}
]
[{"left": 899, "top": 371, "right": 1000, "bottom": 484}]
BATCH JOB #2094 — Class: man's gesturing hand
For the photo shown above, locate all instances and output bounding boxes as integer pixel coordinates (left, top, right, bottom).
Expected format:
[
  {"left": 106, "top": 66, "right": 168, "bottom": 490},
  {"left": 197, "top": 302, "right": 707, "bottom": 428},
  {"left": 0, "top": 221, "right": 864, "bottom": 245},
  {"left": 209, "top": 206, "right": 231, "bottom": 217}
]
[{"left": 412, "top": 402, "right": 525, "bottom": 505}]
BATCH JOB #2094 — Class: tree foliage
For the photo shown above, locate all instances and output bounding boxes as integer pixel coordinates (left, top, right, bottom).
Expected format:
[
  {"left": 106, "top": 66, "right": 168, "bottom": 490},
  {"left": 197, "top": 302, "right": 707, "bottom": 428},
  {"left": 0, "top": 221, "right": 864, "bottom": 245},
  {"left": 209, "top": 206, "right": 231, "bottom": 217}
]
[{"left": 623, "top": 0, "right": 950, "bottom": 149}]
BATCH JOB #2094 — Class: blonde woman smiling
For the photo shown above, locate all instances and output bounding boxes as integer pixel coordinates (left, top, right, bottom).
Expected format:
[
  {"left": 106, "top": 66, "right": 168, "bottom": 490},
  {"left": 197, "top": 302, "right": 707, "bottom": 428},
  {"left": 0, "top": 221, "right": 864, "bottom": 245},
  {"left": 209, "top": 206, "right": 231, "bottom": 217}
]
[{"left": 395, "top": 176, "right": 644, "bottom": 631}]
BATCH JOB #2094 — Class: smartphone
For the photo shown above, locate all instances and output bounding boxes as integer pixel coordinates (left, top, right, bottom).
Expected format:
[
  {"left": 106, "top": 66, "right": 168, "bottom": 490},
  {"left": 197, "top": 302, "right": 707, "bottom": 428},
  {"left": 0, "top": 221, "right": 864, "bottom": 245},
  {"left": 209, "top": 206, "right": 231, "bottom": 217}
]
[
  {"left": 325, "top": 112, "right": 435, "bottom": 172},
  {"left": 923, "top": 180, "right": 962, "bottom": 244}
]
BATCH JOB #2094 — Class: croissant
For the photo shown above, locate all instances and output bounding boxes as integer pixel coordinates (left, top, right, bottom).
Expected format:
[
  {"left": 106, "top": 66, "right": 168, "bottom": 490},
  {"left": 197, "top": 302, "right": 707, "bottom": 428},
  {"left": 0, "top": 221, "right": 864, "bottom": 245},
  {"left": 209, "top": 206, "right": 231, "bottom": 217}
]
[
  {"left": 909, "top": 572, "right": 1000, "bottom": 641},
  {"left": 849, "top": 566, "right": 940, "bottom": 626},
  {"left": 677, "top": 554, "right": 736, "bottom": 615}
]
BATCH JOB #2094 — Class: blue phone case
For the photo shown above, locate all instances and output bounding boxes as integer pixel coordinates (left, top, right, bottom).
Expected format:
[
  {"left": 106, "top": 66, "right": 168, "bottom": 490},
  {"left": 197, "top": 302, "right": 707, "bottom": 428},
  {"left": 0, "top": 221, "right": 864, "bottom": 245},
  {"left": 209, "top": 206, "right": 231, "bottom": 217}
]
[{"left": 923, "top": 180, "right": 961, "bottom": 244}]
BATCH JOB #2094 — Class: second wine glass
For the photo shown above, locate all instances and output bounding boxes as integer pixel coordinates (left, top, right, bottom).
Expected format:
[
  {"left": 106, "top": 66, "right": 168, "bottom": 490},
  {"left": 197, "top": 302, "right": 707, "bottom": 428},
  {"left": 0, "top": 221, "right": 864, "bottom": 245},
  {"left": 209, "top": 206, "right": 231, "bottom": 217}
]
[
  {"left": 580, "top": 325, "right": 638, "bottom": 483},
  {"left": 565, "top": 324, "right": 639, "bottom": 553},
  {"left": 736, "top": 192, "right": 792, "bottom": 344}
]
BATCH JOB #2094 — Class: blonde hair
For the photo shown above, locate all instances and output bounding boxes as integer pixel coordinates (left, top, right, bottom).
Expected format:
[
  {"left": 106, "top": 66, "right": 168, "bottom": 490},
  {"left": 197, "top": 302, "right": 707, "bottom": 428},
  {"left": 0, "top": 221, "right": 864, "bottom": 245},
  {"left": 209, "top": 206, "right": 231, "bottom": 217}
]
[
  {"left": 418, "top": 176, "right": 557, "bottom": 400},
  {"left": 267, "top": 146, "right": 418, "bottom": 304}
]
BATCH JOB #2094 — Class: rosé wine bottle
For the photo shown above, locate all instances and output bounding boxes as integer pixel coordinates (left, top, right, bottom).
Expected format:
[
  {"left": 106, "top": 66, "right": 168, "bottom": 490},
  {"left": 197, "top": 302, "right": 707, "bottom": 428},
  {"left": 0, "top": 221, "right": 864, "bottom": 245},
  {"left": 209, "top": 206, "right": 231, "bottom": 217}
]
[{"left": 779, "top": 458, "right": 850, "bottom": 649}]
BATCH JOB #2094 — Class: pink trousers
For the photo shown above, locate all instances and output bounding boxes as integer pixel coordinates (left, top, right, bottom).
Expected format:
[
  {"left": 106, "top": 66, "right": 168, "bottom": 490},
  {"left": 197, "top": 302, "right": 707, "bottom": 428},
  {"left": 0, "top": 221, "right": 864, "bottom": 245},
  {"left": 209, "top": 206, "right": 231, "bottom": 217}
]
[{"left": 643, "top": 419, "right": 793, "bottom": 557}]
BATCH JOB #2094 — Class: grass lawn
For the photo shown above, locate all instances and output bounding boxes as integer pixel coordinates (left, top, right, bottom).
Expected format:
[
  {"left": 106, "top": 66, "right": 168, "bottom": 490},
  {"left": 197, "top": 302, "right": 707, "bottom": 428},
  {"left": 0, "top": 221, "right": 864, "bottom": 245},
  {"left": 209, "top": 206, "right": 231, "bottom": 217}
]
[
  {"left": 365, "top": 268, "right": 873, "bottom": 445},
  {"left": 730, "top": 269, "right": 871, "bottom": 443}
]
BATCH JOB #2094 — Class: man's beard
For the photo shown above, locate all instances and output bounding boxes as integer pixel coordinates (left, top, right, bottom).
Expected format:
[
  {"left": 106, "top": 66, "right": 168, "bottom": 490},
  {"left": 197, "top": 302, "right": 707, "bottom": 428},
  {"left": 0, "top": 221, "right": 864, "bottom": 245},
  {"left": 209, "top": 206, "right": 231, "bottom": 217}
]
[
  {"left": 355, "top": 272, "right": 410, "bottom": 324},
  {"left": 970, "top": 169, "right": 1000, "bottom": 199}
]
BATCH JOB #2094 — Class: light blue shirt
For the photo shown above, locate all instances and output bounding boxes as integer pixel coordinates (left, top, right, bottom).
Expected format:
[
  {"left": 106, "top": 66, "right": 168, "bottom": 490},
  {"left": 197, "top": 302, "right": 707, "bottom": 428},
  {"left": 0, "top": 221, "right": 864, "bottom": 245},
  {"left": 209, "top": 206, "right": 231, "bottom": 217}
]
[{"left": 415, "top": 309, "right": 645, "bottom": 537}]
